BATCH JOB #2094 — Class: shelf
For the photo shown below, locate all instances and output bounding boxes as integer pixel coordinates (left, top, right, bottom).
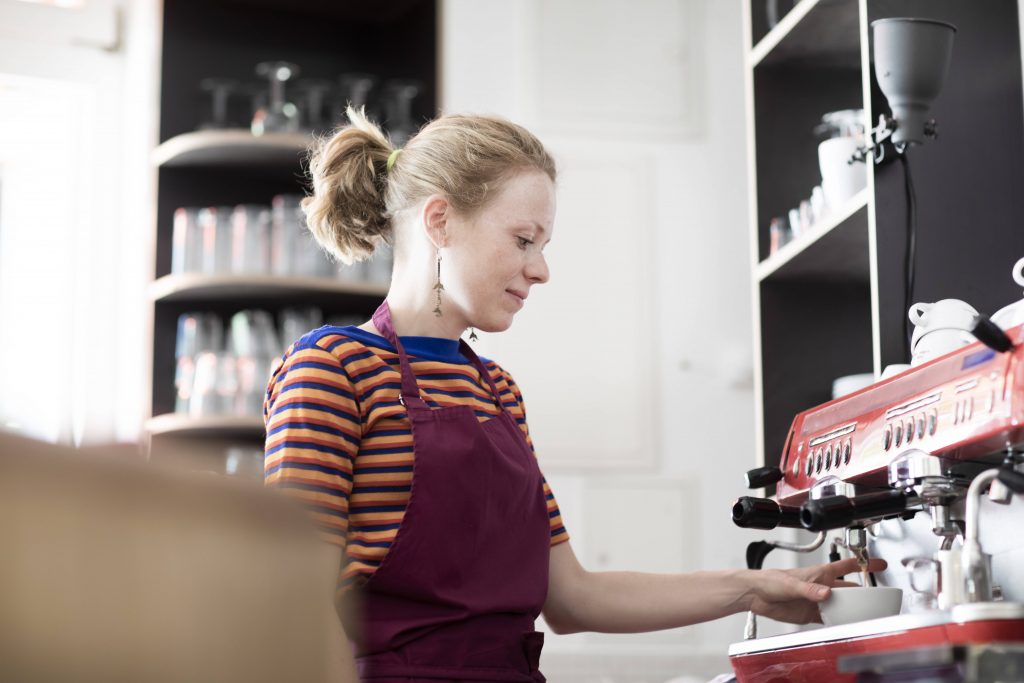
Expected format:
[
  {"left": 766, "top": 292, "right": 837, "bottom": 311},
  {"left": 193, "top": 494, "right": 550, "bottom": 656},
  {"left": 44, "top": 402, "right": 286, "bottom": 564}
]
[
  {"left": 152, "top": 129, "right": 312, "bottom": 168},
  {"left": 150, "top": 273, "right": 389, "bottom": 303},
  {"left": 756, "top": 188, "right": 869, "bottom": 283},
  {"left": 145, "top": 414, "right": 265, "bottom": 439},
  {"left": 750, "top": 0, "right": 861, "bottom": 69}
]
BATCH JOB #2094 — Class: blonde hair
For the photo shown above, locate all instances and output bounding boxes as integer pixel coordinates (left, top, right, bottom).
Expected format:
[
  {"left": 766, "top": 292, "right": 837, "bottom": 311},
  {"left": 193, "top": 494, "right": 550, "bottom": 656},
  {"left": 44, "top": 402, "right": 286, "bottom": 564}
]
[{"left": 301, "top": 106, "right": 557, "bottom": 265}]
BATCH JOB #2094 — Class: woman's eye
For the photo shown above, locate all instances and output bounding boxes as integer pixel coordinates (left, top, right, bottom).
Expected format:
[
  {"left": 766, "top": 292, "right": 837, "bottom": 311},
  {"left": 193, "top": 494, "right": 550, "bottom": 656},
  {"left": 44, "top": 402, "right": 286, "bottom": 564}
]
[{"left": 517, "top": 236, "right": 533, "bottom": 249}]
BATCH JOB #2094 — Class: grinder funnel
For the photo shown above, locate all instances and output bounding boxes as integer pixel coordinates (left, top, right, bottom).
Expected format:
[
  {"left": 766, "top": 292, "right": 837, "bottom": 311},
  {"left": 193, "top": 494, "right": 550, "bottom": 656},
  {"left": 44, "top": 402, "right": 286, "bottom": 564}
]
[{"left": 872, "top": 17, "right": 956, "bottom": 146}]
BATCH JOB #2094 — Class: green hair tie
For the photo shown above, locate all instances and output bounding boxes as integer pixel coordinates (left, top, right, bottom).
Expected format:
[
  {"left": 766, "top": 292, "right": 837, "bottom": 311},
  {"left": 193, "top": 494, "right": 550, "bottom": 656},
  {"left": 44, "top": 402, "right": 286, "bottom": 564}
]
[{"left": 386, "top": 148, "right": 402, "bottom": 172}]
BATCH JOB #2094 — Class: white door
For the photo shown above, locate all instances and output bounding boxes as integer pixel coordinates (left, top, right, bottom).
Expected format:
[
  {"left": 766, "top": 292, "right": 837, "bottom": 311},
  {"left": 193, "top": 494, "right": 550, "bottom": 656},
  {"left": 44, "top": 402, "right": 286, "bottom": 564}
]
[{"left": 0, "top": 0, "right": 154, "bottom": 445}]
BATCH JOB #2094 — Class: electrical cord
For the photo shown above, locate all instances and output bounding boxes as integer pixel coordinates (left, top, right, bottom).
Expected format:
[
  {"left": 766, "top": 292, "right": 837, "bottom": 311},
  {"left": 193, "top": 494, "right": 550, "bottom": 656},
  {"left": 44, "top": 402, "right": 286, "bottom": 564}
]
[{"left": 900, "top": 151, "right": 918, "bottom": 361}]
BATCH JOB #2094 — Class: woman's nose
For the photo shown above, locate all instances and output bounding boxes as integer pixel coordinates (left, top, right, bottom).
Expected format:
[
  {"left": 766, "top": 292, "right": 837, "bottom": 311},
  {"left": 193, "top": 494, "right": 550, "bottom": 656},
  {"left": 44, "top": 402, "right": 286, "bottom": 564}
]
[{"left": 526, "top": 253, "right": 549, "bottom": 284}]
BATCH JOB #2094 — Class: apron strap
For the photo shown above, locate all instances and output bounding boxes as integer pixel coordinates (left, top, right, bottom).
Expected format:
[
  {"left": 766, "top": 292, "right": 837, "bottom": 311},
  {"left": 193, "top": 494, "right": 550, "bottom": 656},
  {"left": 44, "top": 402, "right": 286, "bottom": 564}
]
[{"left": 371, "top": 300, "right": 505, "bottom": 412}]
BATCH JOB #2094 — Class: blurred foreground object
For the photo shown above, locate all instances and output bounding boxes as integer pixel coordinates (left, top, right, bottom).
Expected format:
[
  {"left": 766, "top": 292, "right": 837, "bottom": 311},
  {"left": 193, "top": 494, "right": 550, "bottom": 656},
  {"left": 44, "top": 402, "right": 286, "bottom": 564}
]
[{"left": 0, "top": 429, "right": 348, "bottom": 683}]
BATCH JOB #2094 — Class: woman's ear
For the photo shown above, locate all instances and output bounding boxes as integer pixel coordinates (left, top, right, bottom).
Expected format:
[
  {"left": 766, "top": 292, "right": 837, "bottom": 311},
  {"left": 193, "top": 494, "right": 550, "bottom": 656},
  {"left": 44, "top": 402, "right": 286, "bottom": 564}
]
[{"left": 420, "top": 194, "right": 450, "bottom": 249}]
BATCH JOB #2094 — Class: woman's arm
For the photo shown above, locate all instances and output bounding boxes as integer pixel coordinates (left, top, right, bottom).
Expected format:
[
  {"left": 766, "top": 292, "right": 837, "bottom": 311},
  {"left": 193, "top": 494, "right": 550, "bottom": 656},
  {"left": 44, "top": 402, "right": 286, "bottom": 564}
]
[{"left": 541, "top": 541, "right": 885, "bottom": 634}]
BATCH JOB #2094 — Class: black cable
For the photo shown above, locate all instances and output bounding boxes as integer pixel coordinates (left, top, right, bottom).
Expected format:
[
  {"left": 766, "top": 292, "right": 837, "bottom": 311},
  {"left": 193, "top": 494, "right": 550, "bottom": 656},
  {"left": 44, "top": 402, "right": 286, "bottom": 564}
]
[{"left": 900, "top": 151, "right": 918, "bottom": 361}]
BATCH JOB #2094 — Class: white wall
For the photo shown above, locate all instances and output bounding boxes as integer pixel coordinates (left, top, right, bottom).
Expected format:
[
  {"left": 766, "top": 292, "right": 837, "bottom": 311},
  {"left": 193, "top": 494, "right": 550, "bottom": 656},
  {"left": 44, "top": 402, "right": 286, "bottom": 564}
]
[{"left": 443, "top": 1, "right": 760, "bottom": 680}]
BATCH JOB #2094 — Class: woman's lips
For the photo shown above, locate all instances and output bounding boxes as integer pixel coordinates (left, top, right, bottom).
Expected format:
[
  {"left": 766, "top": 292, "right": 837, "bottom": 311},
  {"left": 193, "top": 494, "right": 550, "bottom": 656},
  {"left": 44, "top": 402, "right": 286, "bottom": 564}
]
[{"left": 506, "top": 290, "right": 525, "bottom": 306}]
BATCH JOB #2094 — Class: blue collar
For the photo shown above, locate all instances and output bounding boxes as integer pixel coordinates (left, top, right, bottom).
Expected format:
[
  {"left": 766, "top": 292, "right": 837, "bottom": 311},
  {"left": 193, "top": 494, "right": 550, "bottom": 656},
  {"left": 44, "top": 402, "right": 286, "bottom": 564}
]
[{"left": 333, "top": 325, "right": 470, "bottom": 364}]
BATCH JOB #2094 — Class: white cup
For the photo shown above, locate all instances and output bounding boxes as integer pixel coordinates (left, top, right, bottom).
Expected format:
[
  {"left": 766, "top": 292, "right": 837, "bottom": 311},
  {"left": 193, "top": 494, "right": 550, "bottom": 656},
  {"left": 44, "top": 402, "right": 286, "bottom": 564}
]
[
  {"left": 909, "top": 299, "right": 978, "bottom": 338},
  {"left": 911, "top": 328, "right": 976, "bottom": 366},
  {"left": 992, "top": 256, "right": 1024, "bottom": 330},
  {"left": 818, "top": 136, "right": 868, "bottom": 210},
  {"left": 819, "top": 586, "right": 903, "bottom": 626}
]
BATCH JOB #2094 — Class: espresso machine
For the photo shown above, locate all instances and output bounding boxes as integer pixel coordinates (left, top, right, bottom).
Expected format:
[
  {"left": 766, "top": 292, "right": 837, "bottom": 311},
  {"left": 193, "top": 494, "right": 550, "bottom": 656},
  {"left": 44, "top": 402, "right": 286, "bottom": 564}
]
[{"left": 728, "top": 313, "right": 1024, "bottom": 682}]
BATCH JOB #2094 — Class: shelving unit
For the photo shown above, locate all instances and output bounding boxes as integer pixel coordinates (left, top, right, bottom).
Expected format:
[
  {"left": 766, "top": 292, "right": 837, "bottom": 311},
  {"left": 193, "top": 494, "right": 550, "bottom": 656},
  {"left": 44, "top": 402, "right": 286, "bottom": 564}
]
[
  {"left": 152, "top": 130, "right": 312, "bottom": 168},
  {"left": 145, "top": 0, "right": 438, "bottom": 465},
  {"left": 743, "top": 0, "right": 1024, "bottom": 469}
]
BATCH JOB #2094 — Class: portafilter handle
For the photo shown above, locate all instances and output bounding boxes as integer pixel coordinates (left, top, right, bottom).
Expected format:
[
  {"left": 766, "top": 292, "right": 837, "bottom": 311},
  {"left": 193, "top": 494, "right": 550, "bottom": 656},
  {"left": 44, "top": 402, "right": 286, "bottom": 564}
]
[{"left": 800, "top": 490, "right": 912, "bottom": 532}]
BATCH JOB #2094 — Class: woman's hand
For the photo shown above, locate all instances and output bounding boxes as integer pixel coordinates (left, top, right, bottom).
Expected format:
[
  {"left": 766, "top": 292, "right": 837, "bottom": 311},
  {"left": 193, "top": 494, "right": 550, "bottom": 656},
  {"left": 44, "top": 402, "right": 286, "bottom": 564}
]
[{"left": 743, "top": 557, "right": 888, "bottom": 625}]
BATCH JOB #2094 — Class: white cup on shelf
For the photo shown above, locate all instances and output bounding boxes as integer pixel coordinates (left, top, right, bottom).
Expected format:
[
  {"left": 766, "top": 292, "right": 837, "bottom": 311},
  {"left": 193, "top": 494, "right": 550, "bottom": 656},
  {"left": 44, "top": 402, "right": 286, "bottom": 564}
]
[{"left": 818, "top": 136, "right": 867, "bottom": 211}]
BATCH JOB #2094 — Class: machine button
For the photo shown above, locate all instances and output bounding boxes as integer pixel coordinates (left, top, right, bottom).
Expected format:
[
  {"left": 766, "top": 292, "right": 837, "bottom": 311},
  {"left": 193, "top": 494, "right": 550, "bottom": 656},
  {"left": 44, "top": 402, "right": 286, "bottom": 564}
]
[
  {"left": 917, "top": 414, "right": 926, "bottom": 440},
  {"left": 792, "top": 454, "right": 801, "bottom": 477},
  {"left": 894, "top": 423, "right": 903, "bottom": 448},
  {"left": 967, "top": 396, "right": 974, "bottom": 420},
  {"left": 824, "top": 445, "right": 833, "bottom": 470},
  {"left": 883, "top": 426, "right": 892, "bottom": 450},
  {"left": 905, "top": 419, "right": 914, "bottom": 443},
  {"left": 806, "top": 451, "right": 814, "bottom": 476},
  {"left": 843, "top": 440, "right": 851, "bottom": 464},
  {"left": 816, "top": 450, "right": 823, "bottom": 474},
  {"left": 954, "top": 401, "right": 961, "bottom": 424},
  {"left": 929, "top": 410, "right": 938, "bottom": 435}
]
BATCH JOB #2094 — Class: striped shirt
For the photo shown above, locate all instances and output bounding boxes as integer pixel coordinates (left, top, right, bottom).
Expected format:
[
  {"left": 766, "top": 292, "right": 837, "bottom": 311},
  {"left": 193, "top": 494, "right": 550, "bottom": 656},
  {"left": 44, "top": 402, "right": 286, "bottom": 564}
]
[{"left": 263, "top": 325, "right": 569, "bottom": 595}]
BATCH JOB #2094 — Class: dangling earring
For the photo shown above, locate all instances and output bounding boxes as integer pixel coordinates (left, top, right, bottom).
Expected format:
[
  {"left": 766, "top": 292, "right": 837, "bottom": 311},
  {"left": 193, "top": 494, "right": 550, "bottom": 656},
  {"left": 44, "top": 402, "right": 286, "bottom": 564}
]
[
  {"left": 432, "top": 249, "right": 444, "bottom": 317},
  {"left": 469, "top": 328, "right": 478, "bottom": 342}
]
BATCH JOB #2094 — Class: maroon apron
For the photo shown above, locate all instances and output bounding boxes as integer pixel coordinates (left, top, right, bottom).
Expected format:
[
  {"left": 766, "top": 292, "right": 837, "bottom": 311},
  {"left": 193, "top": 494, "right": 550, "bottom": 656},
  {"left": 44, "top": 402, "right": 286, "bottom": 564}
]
[{"left": 352, "top": 300, "right": 551, "bottom": 682}]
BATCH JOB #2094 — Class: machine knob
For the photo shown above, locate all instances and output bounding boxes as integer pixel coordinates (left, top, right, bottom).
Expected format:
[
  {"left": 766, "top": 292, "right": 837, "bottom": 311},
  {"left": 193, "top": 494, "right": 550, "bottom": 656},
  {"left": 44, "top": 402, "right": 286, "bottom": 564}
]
[
  {"left": 732, "top": 496, "right": 803, "bottom": 530},
  {"left": 745, "top": 466, "right": 784, "bottom": 489},
  {"left": 971, "top": 314, "right": 1015, "bottom": 353}
]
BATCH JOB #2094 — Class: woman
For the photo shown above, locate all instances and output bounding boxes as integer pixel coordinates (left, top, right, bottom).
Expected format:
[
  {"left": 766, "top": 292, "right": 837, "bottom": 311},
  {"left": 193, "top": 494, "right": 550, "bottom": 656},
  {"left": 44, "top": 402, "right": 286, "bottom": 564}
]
[{"left": 263, "top": 107, "right": 883, "bottom": 682}]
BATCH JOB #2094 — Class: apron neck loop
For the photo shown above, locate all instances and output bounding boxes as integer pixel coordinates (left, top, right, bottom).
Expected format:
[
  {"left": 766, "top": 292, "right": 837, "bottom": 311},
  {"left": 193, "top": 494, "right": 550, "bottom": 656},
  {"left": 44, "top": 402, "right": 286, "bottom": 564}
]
[{"left": 371, "top": 300, "right": 506, "bottom": 412}]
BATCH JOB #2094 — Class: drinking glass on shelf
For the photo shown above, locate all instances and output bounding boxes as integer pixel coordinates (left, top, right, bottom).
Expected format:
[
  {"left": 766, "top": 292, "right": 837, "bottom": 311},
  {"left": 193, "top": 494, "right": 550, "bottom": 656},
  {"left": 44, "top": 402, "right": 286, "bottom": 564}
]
[
  {"left": 272, "top": 194, "right": 332, "bottom": 277},
  {"left": 271, "top": 194, "right": 301, "bottom": 276},
  {"left": 176, "top": 312, "right": 224, "bottom": 416},
  {"left": 190, "top": 350, "right": 221, "bottom": 417},
  {"left": 337, "top": 72, "right": 377, "bottom": 120},
  {"left": 198, "top": 78, "right": 240, "bottom": 130},
  {"left": 171, "top": 207, "right": 203, "bottom": 275},
  {"left": 198, "top": 206, "right": 234, "bottom": 275},
  {"left": 214, "top": 351, "right": 239, "bottom": 416},
  {"left": 296, "top": 78, "right": 334, "bottom": 134},
  {"left": 231, "top": 204, "right": 272, "bottom": 274},
  {"left": 279, "top": 307, "right": 323, "bottom": 349},
  {"left": 768, "top": 216, "right": 792, "bottom": 255},
  {"left": 381, "top": 79, "right": 422, "bottom": 145},
  {"left": 251, "top": 61, "right": 302, "bottom": 136}
]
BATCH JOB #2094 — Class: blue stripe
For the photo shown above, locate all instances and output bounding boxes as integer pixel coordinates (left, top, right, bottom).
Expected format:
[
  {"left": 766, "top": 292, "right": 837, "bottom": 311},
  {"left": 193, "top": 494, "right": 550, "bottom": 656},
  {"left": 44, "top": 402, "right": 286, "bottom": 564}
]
[
  {"left": 278, "top": 380, "right": 356, "bottom": 401},
  {"left": 284, "top": 358, "right": 346, "bottom": 374},
  {"left": 267, "top": 419, "right": 355, "bottom": 442},
  {"left": 270, "top": 400, "right": 360, "bottom": 424},
  {"left": 266, "top": 440, "right": 355, "bottom": 461},
  {"left": 350, "top": 365, "right": 396, "bottom": 383},
  {"left": 355, "top": 465, "right": 414, "bottom": 474},
  {"left": 365, "top": 429, "right": 410, "bottom": 438},
  {"left": 347, "top": 539, "right": 392, "bottom": 548},
  {"left": 550, "top": 526, "right": 566, "bottom": 537},
  {"left": 350, "top": 504, "right": 406, "bottom": 513},
  {"left": 267, "top": 461, "right": 352, "bottom": 478},
  {"left": 351, "top": 485, "right": 411, "bottom": 493},
  {"left": 352, "top": 522, "right": 402, "bottom": 532},
  {"left": 359, "top": 446, "right": 414, "bottom": 456}
]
